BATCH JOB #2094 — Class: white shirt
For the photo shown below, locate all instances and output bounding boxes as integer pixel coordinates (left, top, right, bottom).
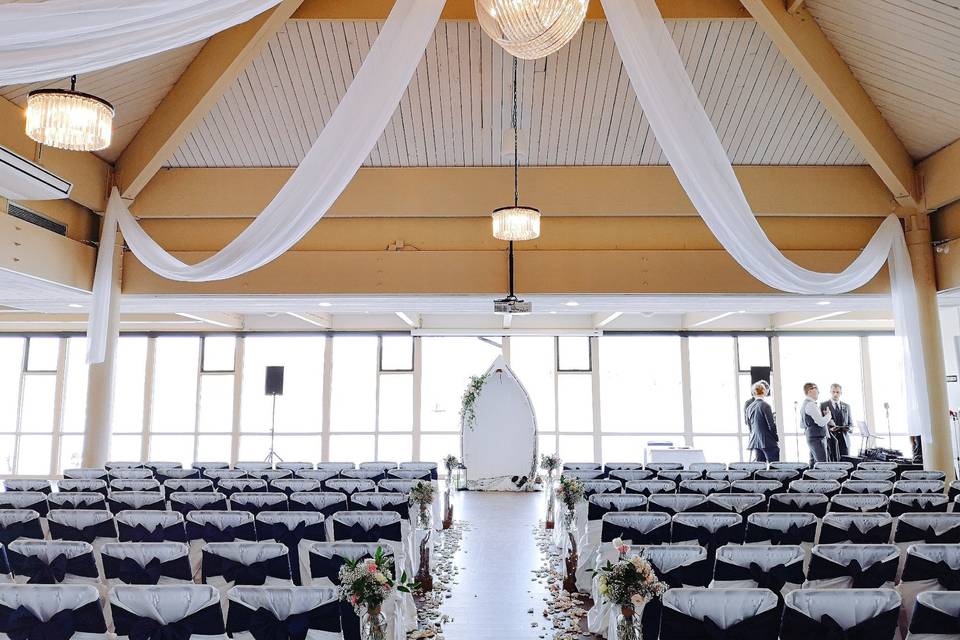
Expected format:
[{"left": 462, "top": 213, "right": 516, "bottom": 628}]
[{"left": 801, "top": 397, "right": 831, "bottom": 428}]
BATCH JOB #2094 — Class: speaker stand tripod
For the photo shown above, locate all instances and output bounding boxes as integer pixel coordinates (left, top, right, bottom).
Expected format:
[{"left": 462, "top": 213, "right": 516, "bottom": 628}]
[{"left": 264, "top": 393, "right": 283, "bottom": 465}]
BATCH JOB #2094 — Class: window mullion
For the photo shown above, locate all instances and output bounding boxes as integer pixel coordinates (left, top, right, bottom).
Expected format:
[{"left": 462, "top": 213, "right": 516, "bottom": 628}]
[
  {"left": 230, "top": 337, "right": 245, "bottom": 466},
  {"left": 49, "top": 338, "right": 68, "bottom": 476},
  {"left": 140, "top": 337, "right": 157, "bottom": 463},
  {"left": 680, "top": 336, "right": 693, "bottom": 447}
]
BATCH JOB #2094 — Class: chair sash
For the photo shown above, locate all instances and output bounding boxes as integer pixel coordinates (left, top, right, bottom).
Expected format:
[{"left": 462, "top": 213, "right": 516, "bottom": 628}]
[
  {"left": 789, "top": 480, "right": 840, "bottom": 497},
  {"left": 47, "top": 511, "right": 117, "bottom": 544},
  {"left": 804, "top": 471, "right": 848, "bottom": 482},
  {"left": 331, "top": 521, "right": 402, "bottom": 544},
  {"left": 706, "top": 494, "right": 765, "bottom": 515},
  {"left": 230, "top": 493, "right": 288, "bottom": 515},
  {"left": 109, "top": 469, "right": 154, "bottom": 481},
  {"left": 108, "top": 492, "right": 165, "bottom": 512},
  {"left": 895, "top": 480, "right": 945, "bottom": 494},
  {"left": 62, "top": 469, "right": 109, "bottom": 481},
  {"left": 111, "top": 592, "right": 225, "bottom": 640},
  {"left": 218, "top": 480, "right": 268, "bottom": 497},
  {"left": 248, "top": 471, "right": 294, "bottom": 483},
  {"left": 48, "top": 493, "right": 108, "bottom": 511},
  {"left": 0, "top": 511, "right": 43, "bottom": 546},
  {"left": 375, "top": 480, "right": 415, "bottom": 495},
  {"left": 580, "top": 480, "right": 622, "bottom": 496},
  {"left": 323, "top": 480, "right": 376, "bottom": 497},
  {"left": 0, "top": 494, "right": 48, "bottom": 518},
  {"left": 713, "top": 556, "right": 805, "bottom": 594},
  {"left": 102, "top": 551, "right": 193, "bottom": 584},
  {"left": 0, "top": 597, "right": 107, "bottom": 640},
  {"left": 163, "top": 479, "right": 214, "bottom": 494},
  {"left": 276, "top": 462, "right": 314, "bottom": 472},
  {"left": 56, "top": 480, "right": 108, "bottom": 497},
  {"left": 707, "top": 471, "right": 751, "bottom": 483},
  {"left": 829, "top": 494, "right": 889, "bottom": 513},
  {"left": 780, "top": 597, "right": 899, "bottom": 640},
  {"left": 202, "top": 546, "right": 291, "bottom": 586},
  {"left": 3, "top": 480, "right": 51, "bottom": 494},
  {"left": 288, "top": 494, "right": 348, "bottom": 518},
  {"left": 909, "top": 594, "right": 960, "bottom": 636},
  {"left": 600, "top": 513, "right": 671, "bottom": 545},
  {"left": 603, "top": 463, "right": 643, "bottom": 475},
  {"left": 646, "top": 463, "right": 684, "bottom": 472},
  {"left": 647, "top": 494, "right": 709, "bottom": 515},
  {"left": 586, "top": 495, "right": 647, "bottom": 520},
  {"left": 901, "top": 548, "right": 960, "bottom": 590},
  {"left": 169, "top": 493, "right": 228, "bottom": 516},
  {"left": 225, "top": 590, "right": 341, "bottom": 640},
  {"left": 745, "top": 514, "right": 817, "bottom": 545},
  {"left": 7, "top": 546, "right": 99, "bottom": 584},
  {"left": 270, "top": 481, "right": 322, "bottom": 497},
  {"left": 625, "top": 480, "right": 675, "bottom": 496},
  {"left": 731, "top": 481, "right": 782, "bottom": 497},
  {"left": 659, "top": 590, "right": 781, "bottom": 640},
  {"left": 841, "top": 480, "right": 894, "bottom": 496},
  {"left": 193, "top": 462, "right": 230, "bottom": 471},
  {"left": 608, "top": 470, "right": 653, "bottom": 483},
  {"left": 185, "top": 513, "right": 257, "bottom": 543},
  {"left": 850, "top": 471, "right": 897, "bottom": 482},
  {"left": 818, "top": 514, "right": 893, "bottom": 544},
  {"left": 895, "top": 514, "right": 960, "bottom": 544},
  {"left": 385, "top": 470, "right": 431, "bottom": 481},
  {"left": 110, "top": 479, "right": 162, "bottom": 493},
  {"left": 889, "top": 493, "right": 949, "bottom": 517},
  {"left": 117, "top": 517, "right": 188, "bottom": 544},
  {"left": 768, "top": 493, "right": 828, "bottom": 517},
  {"left": 348, "top": 494, "right": 410, "bottom": 520},
  {"left": 807, "top": 551, "right": 898, "bottom": 588},
  {"left": 658, "top": 471, "right": 701, "bottom": 483},
  {"left": 255, "top": 513, "right": 327, "bottom": 586},
  {"left": 670, "top": 514, "right": 744, "bottom": 557},
  {"left": 154, "top": 468, "right": 201, "bottom": 484},
  {"left": 678, "top": 480, "right": 729, "bottom": 495}
]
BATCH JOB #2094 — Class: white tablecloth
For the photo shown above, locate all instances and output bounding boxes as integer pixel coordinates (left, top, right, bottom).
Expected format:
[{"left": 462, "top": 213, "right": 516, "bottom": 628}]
[{"left": 646, "top": 448, "right": 706, "bottom": 466}]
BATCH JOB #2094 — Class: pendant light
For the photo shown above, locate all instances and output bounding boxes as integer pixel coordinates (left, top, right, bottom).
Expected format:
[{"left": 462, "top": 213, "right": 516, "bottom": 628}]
[
  {"left": 25, "top": 75, "right": 114, "bottom": 152},
  {"left": 476, "top": 0, "right": 588, "bottom": 60}
]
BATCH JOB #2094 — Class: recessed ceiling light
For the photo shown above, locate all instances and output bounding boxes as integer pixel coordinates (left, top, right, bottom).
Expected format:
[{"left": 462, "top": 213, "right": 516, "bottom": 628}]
[
  {"left": 817, "top": 300, "right": 831, "bottom": 306},
  {"left": 317, "top": 302, "right": 332, "bottom": 307},
  {"left": 564, "top": 301, "right": 579, "bottom": 307},
  {"left": 67, "top": 303, "right": 82, "bottom": 308}
]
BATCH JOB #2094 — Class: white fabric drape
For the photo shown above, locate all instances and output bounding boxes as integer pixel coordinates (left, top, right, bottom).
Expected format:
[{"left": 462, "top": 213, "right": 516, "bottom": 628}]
[
  {"left": 601, "top": 0, "right": 930, "bottom": 440},
  {"left": 0, "top": 0, "right": 282, "bottom": 85},
  {"left": 86, "top": 0, "right": 445, "bottom": 363}
]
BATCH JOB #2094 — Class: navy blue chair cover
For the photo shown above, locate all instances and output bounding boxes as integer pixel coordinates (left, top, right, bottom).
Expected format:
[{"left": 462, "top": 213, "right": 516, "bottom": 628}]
[
  {"left": 0, "top": 512, "right": 43, "bottom": 546},
  {"left": 102, "top": 549, "right": 193, "bottom": 584},
  {"left": 226, "top": 589, "right": 342, "bottom": 639},
  {"left": 112, "top": 591, "right": 226, "bottom": 639},
  {"left": 7, "top": 546, "right": 99, "bottom": 584},
  {"left": 47, "top": 511, "right": 117, "bottom": 544},
  {"left": 779, "top": 597, "right": 897, "bottom": 640},
  {"left": 0, "top": 589, "right": 106, "bottom": 639},
  {"left": 202, "top": 547, "right": 291, "bottom": 586},
  {"left": 255, "top": 513, "right": 327, "bottom": 585},
  {"left": 806, "top": 552, "right": 897, "bottom": 588}
]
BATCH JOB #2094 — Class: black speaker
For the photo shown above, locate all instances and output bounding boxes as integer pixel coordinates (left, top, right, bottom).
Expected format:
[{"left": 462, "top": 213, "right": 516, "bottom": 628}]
[
  {"left": 265, "top": 366, "right": 284, "bottom": 396},
  {"left": 750, "top": 366, "right": 772, "bottom": 385}
]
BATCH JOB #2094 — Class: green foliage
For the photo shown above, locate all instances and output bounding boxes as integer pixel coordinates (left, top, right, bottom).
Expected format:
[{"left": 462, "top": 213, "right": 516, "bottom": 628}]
[{"left": 460, "top": 374, "right": 488, "bottom": 430}]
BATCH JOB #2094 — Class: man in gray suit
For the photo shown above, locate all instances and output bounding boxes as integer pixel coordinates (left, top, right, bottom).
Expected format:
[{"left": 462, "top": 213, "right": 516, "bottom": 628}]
[
  {"left": 746, "top": 380, "right": 779, "bottom": 462},
  {"left": 801, "top": 382, "right": 832, "bottom": 464},
  {"left": 820, "top": 383, "right": 852, "bottom": 461}
]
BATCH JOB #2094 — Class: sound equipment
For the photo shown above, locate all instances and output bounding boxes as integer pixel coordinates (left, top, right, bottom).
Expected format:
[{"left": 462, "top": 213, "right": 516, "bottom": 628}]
[
  {"left": 265, "top": 366, "right": 284, "bottom": 396},
  {"left": 750, "top": 366, "right": 772, "bottom": 385}
]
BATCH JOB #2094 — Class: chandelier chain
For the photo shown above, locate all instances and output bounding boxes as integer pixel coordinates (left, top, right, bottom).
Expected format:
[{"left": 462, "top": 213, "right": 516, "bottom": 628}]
[{"left": 512, "top": 56, "right": 519, "bottom": 208}]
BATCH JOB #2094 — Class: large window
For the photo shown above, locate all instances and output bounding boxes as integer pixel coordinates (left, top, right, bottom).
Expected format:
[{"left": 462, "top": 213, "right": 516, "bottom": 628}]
[
  {"left": 689, "top": 336, "right": 741, "bottom": 460},
  {"left": 867, "top": 336, "right": 912, "bottom": 455}
]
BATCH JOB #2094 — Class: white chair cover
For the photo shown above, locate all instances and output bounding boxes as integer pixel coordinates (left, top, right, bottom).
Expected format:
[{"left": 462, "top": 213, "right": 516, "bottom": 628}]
[
  {"left": 624, "top": 480, "right": 675, "bottom": 496},
  {"left": 730, "top": 480, "right": 782, "bottom": 496},
  {"left": 895, "top": 513, "right": 960, "bottom": 545},
  {"left": 907, "top": 590, "right": 960, "bottom": 640},
  {"left": 109, "top": 469, "right": 154, "bottom": 481},
  {"left": 217, "top": 480, "right": 268, "bottom": 496},
  {"left": 270, "top": 480, "right": 322, "bottom": 495},
  {"left": 192, "top": 462, "right": 230, "bottom": 471},
  {"left": 576, "top": 495, "right": 649, "bottom": 589},
  {"left": 646, "top": 463, "right": 683, "bottom": 472},
  {"left": 830, "top": 494, "right": 889, "bottom": 513},
  {"left": 145, "top": 462, "right": 181, "bottom": 472},
  {"left": 899, "top": 544, "right": 960, "bottom": 636},
  {"left": 324, "top": 480, "right": 376, "bottom": 497},
  {"left": 670, "top": 513, "right": 743, "bottom": 549},
  {"left": 295, "top": 471, "right": 339, "bottom": 484},
  {"left": 47, "top": 510, "right": 116, "bottom": 576},
  {"left": 600, "top": 512, "right": 671, "bottom": 542},
  {"left": 255, "top": 512, "right": 326, "bottom": 587},
  {"left": 228, "top": 493, "right": 288, "bottom": 514},
  {"left": 706, "top": 494, "right": 765, "bottom": 514},
  {"left": 110, "top": 584, "right": 226, "bottom": 640},
  {"left": 744, "top": 512, "right": 818, "bottom": 551},
  {"left": 358, "top": 462, "right": 398, "bottom": 473},
  {"left": 201, "top": 542, "right": 291, "bottom": 604},
  {"left": 164, "top": 480, "right": 214, "bottom": 493},
  {"left": 647, "top": 494, "right": 707, "bottom": 515},
  {"left": 4, "top": 480, "right": 51, "bottom": 493},
  {"left": 275, "top": 462, "right": 314, "bottom": 472},
  {"left": 851, "top": 470, "right": 898, "bottom": 482},
  {"left": 203, "top": 470, "right": 246, "bottom": 483},
  {"left": 561, "top": 470, "right": 605, "bottom": 481},
  {"left": 349, "top": 493, "right": 410, "bottom": 517},
  {"left": 376, "top": 480, "right": 416, "bottom": 494},
  {"left": 63, "top": 469, "right": 109, "bottom": 481},
  {"left": 890, "top": 493, "right": 950, "bottom": 517},
  {"left": 769, "top": 462, "right": 809, "bottom": 472},
  {"left": 783, "top": 589, "right": 900, "bottom": 639},
  {"left": 49, "top": 493, "right": 107, "bottom": 511},
  {"left": 235, "top": 462, "right": 271, "bottom": 471},
  {"left": 897, "top": 480, "right": 946, "bottom": 494},
  {"left": 660, "top": 588, "right": 780, "bottom": 635},
  {"left": 789, "top": 480, "right": 841, "bottom": 495},
  {"left": 580, "top": 480, "right": 622, "bottom": 496},
  {"left": 339, "top": 470, "right": 384, "bottom": 482},
  {"left": 711, "top": 544, "right": 805, "bottom": 594},
  {"left": 7, "top": 540, "right": 99, "bottom": 585},
  {"left": 107, "top": 491, "right": 165, "bottom": 513},
  {"left": 169, "top": 493, "right": 228, "bottom": 516},
  {"left": 859, "top": 462, "right": 898, "bottom": 471},
  {"left": 184, "top": 512, "right": 258, "bottom": 578},
  {"left": 563, "top": 463, "right": 603, "bottom": 471},
  {"left": 678, "top": 480, "right": 729, "bottom": 495},
  {"left": 0, "top": 493, "right": 48, "bottom": 518},
  {"left": 658, "top": 470, "right": 701, "bottom": 483},
  {"left": 101, "top": 542, "right": 192, "bottom": 586},
  {"left": 247, "top": 470, "right": 293, "bottom": 483},
  {"left": 768, "top": 492, "right": 829, "bottom": 517},
  {"left": 110, "top": 480, "right": 162, "bottom": 494},
  {"left": 689, "top": 463, "right": 726, "bottom": 473},
  {"left": 314, "top": 463, "right": 355, "bottom": 473},
  {"left": 603, "top": 463, "right": 644, "bottom": 472},
  {"left": 115, "top": 511, "right": 186, "bottom": 544},
  {"left": 818, "top": 513, "right": 893, "bottom": 544},
  {"left": 58, "top": 480, "right": 108, "bottom": 495},
  {"left": 329, "top": 511, "right": 404, "bottom": 572},
  {"left": 842, "top": 480, "right": 894, "bottom": 495},
  {"left": 814, "top": 462, "right": 855, "bottom": 472},
  {"left": 707, "top": 471, "right": 752, "bottom": 482},
  {"left": 804, "top": 470, "right": 848, "bottom": 482},
  {"left": 384, "top": 470, "right": 430, "bottom": 481},
  {"left": 729, "top": 462, "right": 768, "bottom": 473},
  {"left": 0, "top": 510, "right": 43, "bottom": 550},
  {"left": 903, "top": 471, "right": 947, "bottom": 482},
  {"left": 225, "top": 586, "right": 340, "bottom": 640},
  {"left": 0, "top": 584, "right": 106, "bottom": 640},
  {"left": 288, "top": 493, "right": 348, "bottom": 518},
  {"left": 804, "top": 544, "right": 899, "bottom": 589},
  {"left": 155, "top": 468, "right": 201, "bottom": 482},
  {"left": 608, "top": 470, "right": 654, "bottom": 483}
]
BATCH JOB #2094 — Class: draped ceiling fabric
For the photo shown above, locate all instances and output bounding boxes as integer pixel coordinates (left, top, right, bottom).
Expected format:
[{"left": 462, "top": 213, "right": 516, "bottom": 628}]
[
  {"left": 0, "top": 0, "right": 283, "bottom": 85},
  {"left": 600, "top": 0, "right": 929, "bottom": 440}
]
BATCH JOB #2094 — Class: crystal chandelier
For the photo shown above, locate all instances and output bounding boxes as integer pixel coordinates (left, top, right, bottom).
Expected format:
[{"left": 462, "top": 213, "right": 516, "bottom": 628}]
[
  {"left": 476, "top": 0, "right": 588, "bottom": 59},
  {"left": 25, "top": 76, "right": 114, "bottom": 151},
  {"left": 492, "top": 59, "right": 540, "bottom": 242}
]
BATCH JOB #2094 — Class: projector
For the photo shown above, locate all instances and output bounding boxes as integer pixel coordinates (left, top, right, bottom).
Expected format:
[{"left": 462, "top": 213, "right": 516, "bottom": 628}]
[{"left": 494, "top": 295, "right": 532, "bottom": 314}]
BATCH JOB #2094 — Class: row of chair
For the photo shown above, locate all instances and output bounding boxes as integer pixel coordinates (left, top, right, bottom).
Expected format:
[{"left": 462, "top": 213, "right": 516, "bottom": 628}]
[
  {"left": 565, "top": 459, "right": 928, "bottom": 475},
  {"left": 60, "top": 459, "right": 439, "bottom": 478}
]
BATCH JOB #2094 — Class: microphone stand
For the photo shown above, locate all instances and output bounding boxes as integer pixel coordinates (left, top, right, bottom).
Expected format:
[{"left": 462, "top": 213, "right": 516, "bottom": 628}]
[{"left": 264, "top": 392, "right": 283, "bottom": 465}]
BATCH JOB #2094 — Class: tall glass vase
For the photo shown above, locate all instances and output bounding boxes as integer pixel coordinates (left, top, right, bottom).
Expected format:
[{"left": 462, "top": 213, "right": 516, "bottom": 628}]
[
  {"left": 416, "top": 505, "right": 434, "bottom": 591},
  {"left": 361, "top": 606, "right": 387, "bottom": 640},
  {"left": 544, "top": 471, "right": 556, "bottom": 529},
  {"left": 443, "top": 479, "right": 454, "bottom": 530},
  {"left": 562, "top": 510, "right": 578, "bottom": 594},
  {"left": 616, "top": 606, "right": 641, "bottom": 640}
]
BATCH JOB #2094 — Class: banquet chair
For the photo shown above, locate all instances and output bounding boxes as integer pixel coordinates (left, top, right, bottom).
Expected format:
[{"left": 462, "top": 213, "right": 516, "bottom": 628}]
[
  {"left": 829, "top": 494, "right": 889, "bottom": 513},
  {"left": 201, "top": 542, "right": 292, "bottom": 601},
  {"left": 903, "top": 470, "right": 946, "bottom": 482},
  {"left": 745, "top": 513, "right": 818, "bottom": 546},
  {"left": 706, "top": 493, "right": 765, "bottom": 516},
  {"left": 349, "top": 493, "right": 411, "bottom": 519},
  {"left": 229, "top": 492, "right": 289, "bottom": 515},
  {"left": 275, "top": 462, "right": 314, "bottom": 472},
  {"left": 185, "top": 511, "right": 258, "bottom": 578},
  {"left": 236, "top": 462, "right": 272, "bottom": 471},
  {"left": 203, "top": 469, "right": 247, "bottom": 487},
  {"left": 108, "top": 491, "right": 165, "bottom": 513},
  {"left": 841, "top": 480, "right": 894, "bottom": 496},
  {"left": 814, "top": 461, "right": 854, "bottom": 473},
  {"left": 0, "top": 492, "right": 48, "bottom": 518},
  {"left": 769, "top": 462, "right": 809, "bottom": 472},
  {"left": 377, "top": 480, "right": 417, "bottom": 495},
  {"left": 0, "top": 584, "right": 106, "bottom": 637},
  {"left": 689, "top": 462, "right": 726, "bottom": 475},
  {"left": 0, "top": 510, "right": 43, "bottom": 547},
  {"left": 384, "top": 469, "right": 431, "bottom": 481},
  {"left": 560, "top": 470, "right": 605, "bottom": 481},
  {"left": 3, "top": 480, "right": 50, "bottom": 494},
  {"left": 803, "top": 470, "right": 848, "bottom": 482},
  {"left": 324, "top": 479, "right": 376, "bottom": 497},
  {"left": 398, "top": 462, "right": 438, "bottom": 480},
  {"left": 49, "top": 492, "right": 107, "bottom": 511},
  {"left": 711, "top": 544, "right": 805, "bottom": 596},
  {"left": 677, "top": 479, "right": 729, "bottom": 496},
  {"left": 330, "top": 512, "right": 402, "bottom": 545},
  {"left": 817, "top": 513, "right": 893, "bottom": 544},
  {"left": 657, "top": 470, "right": 701, "bottom": 484},
  {"left": 608, "top": 470, "right": 653, "bottom": 483},
  {"left": 580, "top": 479, "right": 622, "bottom": 497},
  {"left": 625, "top": 480, "right": 675, "bottom": 496},
  {"left": 192, "top": 461, "right": 230, "bottom": 471},
  {"left": 7, "top": 540, "right": 99, "bottom": 585},
  {"left": 307, "top": 542, "right": 410, "bottom": 640},
  {"left": 647, "top": 494, "right": 710, "bottom": 515},
  {"left": 858, "top": 461, "right": 898, "bottom": 472},
  {"left": 109, "top": 479, "right": 162, "bottom": 494},
  {"left": 169, "top": 492, "right": 228, "bottom": 516},
  {"left": 707, "top": 470, "right": 751, "bottom": 483},
  {"left": 890, "top": 493, "right": 950, "bottom": 517},
  {"left": 587, "top": 546, "right": 709, "bottom": 639},
  {"left": 768, "top": 492, "right": 829, "bottom": 517},
  {"left": 115, "top": 510, "right": 187, "bottom": 544},
  {"left": 101, "top": 542, "right": 193, "bottom": 586},
  {"left": 906, "top": 591, "right": 960, "bottom": 640},
  {"left": 360, "top": 462, "right": 399, "bottom": 474},
  {"left": 57, "top": 479, "right": 108, "bottom": 496},
  {"left": 645, "top": 462, "right": 684, "bottom": 472},
  {"left": 226, "top": 585, "right": 342, "bottom": 640},
  {"left": 600, "top": 512, "right": 671, "bottom": 546},
  {"left": 563, "top": 462, "right": 603, "bottom": 472},
  {"left": 154, "top": 467, "right": 201, "bottom": 484},
  {"left": 804, "top": 544, "right": 899, "bottom": 588},
  {"left": 217, "top": 479, "right": 268, "bottom": 497},
  {"left": 109, "top": 468, "right": 154, "bottom": 481},
  {"left": 896, "top": 480, "right": 946, "bottom": 495},
  {"left": 949, "top": 480, "right": 960, "bottom": 502},
  {"left": 894, "top": 513, "right": 960, "bottom": 546},
  {"left": 603, "top": 462, "right": 644, "bottom": 476},
  {"left": 288, "top": 493, "right": 348, "bottom": 518},
  {"left": 110, "top": 584, "right": 226, "bottom": 640},
  {"left": 315, "top": 463, "right": 355, "bottom": 473},
  {"left": 659, "top": 588, "right": 781, "bottom": 640},
  {"left": 900, "top": 545, "right": 960, "bottom": 636},
  {"left": 63, "top": 468, "right": 109, "bottom": 482},
  {"left": 730, "top": 479, "right": 782, "bottom": 497},
  {"left": 729, "top": 461, "right": 768, "bottom": 474},
  {"left": 270, "top": 479, "right": 322, "bottom": 496},
  {"left": 588, "top": 494, "right": 648, "bottom": 520},
  {"left": 144, "top": 462, "right": 181, "bottom": 473},
  {"left": 47, "top": 509, "right": 117, "bottom": 546},
  {"left": 788, "top": 479, "right": 841, "bottom": 498},
  {"left": 255, "top": 511, "right": 327, "bottom": 586},
  {"left": 670, "top": 512, "right": 744, "bottom": 560},
  {"left": 247, "top": 470, "right": 293, "bottom": 483},
  {"left": 851, "top": 470, "right": 897, "bottom": 482},
  {"left": 781, "top": 588, "right": 900, "bottom": 640},
  {"left": 162, "top": 479, "right": 214, "bottom": 494},
  {"left": 577, "top": 495, "right": 649, "bottom": 589},
  {"left": 295, "top": 470, "right": 340, "bottom": 487}
]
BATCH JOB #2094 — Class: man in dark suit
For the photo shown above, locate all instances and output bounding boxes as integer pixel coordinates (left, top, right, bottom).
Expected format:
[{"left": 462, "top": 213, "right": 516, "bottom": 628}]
[
  {"left": 746, "top": 380, "right": 779, "bottom": 462},
  {"left": 820, "top": 383, "right": 852, "bottom": 461}
]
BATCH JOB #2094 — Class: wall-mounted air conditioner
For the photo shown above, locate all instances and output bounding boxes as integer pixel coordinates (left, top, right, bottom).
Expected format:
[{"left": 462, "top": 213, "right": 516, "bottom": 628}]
[{"left": 0, "top": 145, "right": 72, "bottom": 201}]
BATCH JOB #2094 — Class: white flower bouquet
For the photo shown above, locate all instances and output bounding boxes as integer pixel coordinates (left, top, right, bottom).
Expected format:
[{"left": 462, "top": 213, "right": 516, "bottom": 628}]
[
  {"left": 596, "top": 546, "right": 668, "bottom": 610},
  {"left": 338, "top": 547, "right": 417, "bottom": 615}
]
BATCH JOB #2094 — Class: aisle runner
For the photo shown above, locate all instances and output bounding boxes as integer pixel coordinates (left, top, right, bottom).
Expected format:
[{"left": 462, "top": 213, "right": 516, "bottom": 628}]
[
  {"left": 533, "top": 525, "right": 591, "bottom": 639},
  {"left": 409, "top": 520, "right": 468, "bottom": 640}
]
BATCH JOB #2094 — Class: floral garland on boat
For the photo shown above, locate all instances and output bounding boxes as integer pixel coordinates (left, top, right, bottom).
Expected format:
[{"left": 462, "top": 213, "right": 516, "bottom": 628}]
[{"left": 459, "top": 374, "right": 488, "bottom": 430}]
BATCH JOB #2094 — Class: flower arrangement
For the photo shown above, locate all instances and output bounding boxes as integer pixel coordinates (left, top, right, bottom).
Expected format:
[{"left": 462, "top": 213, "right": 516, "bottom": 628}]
[
  {"left": 540, "top": 453, "right": 561, "bottom": 475},
  {"left": 596, "top": 547, "right": 668, "bottom": 610},
  {"left": 409, "top": 480, "right": 435, "bottom": 526},
  {"left": 556, "top": 475, "right": 585, "bottom": 514},
  {"left": 338, "top": 547, "right": 417, "bottom": 615},
  {"left": 443, "top": 454, "right": 459, "bottom": 476},
  {"left": 459, "top": 374, "right": 487, "bottom": 430}
]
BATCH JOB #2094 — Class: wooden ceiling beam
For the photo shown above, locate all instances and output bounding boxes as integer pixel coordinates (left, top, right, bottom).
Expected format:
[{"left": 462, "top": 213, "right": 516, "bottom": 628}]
[
  {"left": 292, "top": 0, "right": 751, "bottom": 21},
  {"left": 740, "top": 0, "right": 920, "bottom": 209},
  {"left": 919, "top": 138, "right": 960, "bottom": 211},
  {"left": 114, "top": 0, "right": 303, "bottom": 200}
]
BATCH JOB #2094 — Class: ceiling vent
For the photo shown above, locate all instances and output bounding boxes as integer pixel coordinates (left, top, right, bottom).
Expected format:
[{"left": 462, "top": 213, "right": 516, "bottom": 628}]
[{"left": 7, "top": 201, "right": 67, "bottom": 236}]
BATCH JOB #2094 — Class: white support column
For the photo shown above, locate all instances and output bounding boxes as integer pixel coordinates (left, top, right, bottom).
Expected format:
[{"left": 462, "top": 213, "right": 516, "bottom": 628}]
[
  {"left": 859, "top": 336, "right": 877, "bottom": 444},
  {"left": 230, "top": 337, "right": 245, "bottom": 465},
  {"left": 82, "top": 234, "right": 122, "bottom": 468},
  {"left": 320, "top": 336, "right": 333, "bottom": 462},
  {"left": 140, "top": 338, "right": 156, "bottom": 462},
  {"left": 412, "top": 337, "right": 422, "bottom": 462},
  {"left": 590, "top": 336, "right": 602, "bottom": 463},
  {"left": 50, "top": 338, "right": 68, "bottom": 475},
  {"left": 770, "top": 336, "right": 787, "bottom": 445},
  {"left": 680, "top": 336, "right": 694, "bottom": 447}
]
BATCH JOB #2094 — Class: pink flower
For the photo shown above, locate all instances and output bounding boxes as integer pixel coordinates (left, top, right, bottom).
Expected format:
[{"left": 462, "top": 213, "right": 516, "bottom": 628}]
[{"left": 351, "top": 595, "right": 358, "bottom": 605}]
